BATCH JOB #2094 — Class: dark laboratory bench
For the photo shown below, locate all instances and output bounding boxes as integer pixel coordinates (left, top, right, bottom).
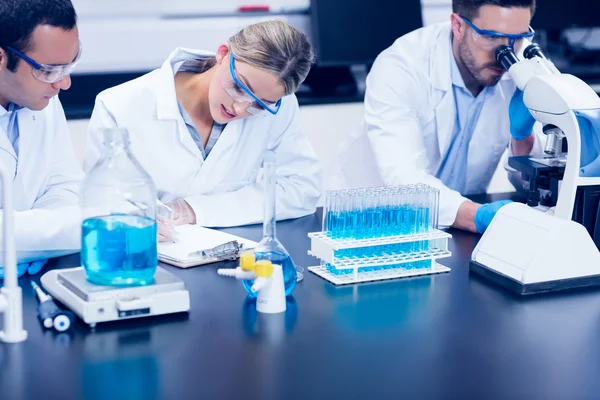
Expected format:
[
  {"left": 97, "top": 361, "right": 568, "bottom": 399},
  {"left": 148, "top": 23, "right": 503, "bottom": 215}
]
[{"left": 2, "top": 192, "right": 600, "bottom": 400}]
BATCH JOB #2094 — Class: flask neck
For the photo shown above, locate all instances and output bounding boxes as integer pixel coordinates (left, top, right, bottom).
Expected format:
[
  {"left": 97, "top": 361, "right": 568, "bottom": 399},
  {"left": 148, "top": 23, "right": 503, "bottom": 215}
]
[
  {"left": 102, "top": 128, "right": 131, "bottom": 156},
  {"left": 263, "top": 150, "right": 276, "bottom": 240}
]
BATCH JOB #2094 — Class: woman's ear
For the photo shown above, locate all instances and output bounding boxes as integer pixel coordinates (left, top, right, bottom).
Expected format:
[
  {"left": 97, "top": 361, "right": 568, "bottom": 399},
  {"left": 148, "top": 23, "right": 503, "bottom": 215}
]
[{"left": 215, "top": 43, "right": 231, "bottom": 65}]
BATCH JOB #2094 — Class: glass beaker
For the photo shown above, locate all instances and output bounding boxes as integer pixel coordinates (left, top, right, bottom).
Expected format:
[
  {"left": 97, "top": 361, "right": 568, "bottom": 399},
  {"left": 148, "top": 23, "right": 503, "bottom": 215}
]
[
  {"left": 243, "top": 150, "right": 297, "bottom": 297},
  {"left": 80, "top": 128, "right": 158, "bottom": 286}
]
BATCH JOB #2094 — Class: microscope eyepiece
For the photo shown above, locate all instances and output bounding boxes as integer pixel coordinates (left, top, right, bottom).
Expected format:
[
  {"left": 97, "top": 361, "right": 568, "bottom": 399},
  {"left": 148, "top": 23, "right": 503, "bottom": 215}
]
[
  {"left": 495, "top": 45, "right": 519, "bottom": 71},
  {"left": 523, "top": 43, "right": 547, "bottom": 60}
]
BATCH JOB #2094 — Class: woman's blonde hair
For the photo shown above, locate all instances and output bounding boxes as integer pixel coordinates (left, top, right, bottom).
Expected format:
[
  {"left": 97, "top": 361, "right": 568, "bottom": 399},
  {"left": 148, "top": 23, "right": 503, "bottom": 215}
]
[{"left": 228, "top": 20, "right": 315, "bottom": 95}]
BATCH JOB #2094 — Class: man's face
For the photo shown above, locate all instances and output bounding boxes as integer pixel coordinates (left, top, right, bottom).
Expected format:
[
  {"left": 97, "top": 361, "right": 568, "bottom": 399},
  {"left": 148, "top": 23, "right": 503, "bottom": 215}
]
[
  {"left": 454, "top": 5, "right": 532, "bottom": 87},
  {"left": 0, "top": 24, "right": 80, "bottom": 110}
]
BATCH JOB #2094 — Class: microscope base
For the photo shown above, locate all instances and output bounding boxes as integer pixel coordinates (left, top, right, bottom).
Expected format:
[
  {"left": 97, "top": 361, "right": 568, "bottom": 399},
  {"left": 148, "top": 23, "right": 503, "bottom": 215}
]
[
  {"left": 470, "top": 260, "right": 600, "bottom": 295},
  {"left": 470, "top": 202, "right": 600, "bottom": 295}
]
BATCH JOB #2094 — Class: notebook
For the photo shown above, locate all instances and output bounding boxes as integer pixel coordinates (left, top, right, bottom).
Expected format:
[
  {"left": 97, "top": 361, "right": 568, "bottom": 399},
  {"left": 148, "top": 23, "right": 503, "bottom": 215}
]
[{"left": 157, "top": 225, "right": 258, "bottom": 268}]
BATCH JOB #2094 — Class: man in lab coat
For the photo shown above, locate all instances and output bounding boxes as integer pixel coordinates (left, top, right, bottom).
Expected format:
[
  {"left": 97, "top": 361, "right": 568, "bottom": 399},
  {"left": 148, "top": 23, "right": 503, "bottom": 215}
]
[
  {"left": 332, "top": 0, "right": 540, "bottom": 233},
  {"left": 0, "top": 0, "right": 84, "bottom": 278}
]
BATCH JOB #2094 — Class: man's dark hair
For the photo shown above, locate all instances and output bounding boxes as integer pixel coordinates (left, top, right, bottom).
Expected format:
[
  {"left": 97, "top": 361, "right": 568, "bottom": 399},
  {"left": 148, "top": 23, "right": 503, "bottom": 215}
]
[
  {"left": 453, "top": 0, "right": 536, "bottom": 20},
  {"left": 0, "top": 0, "right": 77, "bottom": 72}
]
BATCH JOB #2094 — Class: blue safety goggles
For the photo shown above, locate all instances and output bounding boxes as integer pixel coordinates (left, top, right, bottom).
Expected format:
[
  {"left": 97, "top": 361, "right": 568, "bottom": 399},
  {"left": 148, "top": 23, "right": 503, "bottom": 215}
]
[
  {"left": 222, "top": 53, "right": 282, "bottom": 116},
  {"left": 459, "top": 15, "right": 535, "bottom": 51},
  {"left": 5, "top": 43, "right": 82, "bottom": 83}
]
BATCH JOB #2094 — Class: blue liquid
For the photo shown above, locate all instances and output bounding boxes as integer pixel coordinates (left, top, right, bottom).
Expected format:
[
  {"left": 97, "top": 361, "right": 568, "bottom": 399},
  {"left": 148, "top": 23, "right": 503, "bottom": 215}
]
[
  {"left": 82, "top": 215, "right": 157, "bottom": 286},
  {"left": 333, "top": 240, "right": 431, "bottom": 259},
  {"left": 243, "top": 252, "right": 297, "bottom": 297},
  {"left": 326, "top": 206, "right": 432, "bottom": 240},
  {"left": 326, "top": 259, "right": 432, "bottom": 276}
]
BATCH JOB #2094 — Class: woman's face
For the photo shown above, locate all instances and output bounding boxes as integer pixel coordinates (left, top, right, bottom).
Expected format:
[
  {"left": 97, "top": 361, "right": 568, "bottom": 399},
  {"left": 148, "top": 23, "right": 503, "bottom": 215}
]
[{"left": 208, "top": 44, "right": 286, "bottom": 124}]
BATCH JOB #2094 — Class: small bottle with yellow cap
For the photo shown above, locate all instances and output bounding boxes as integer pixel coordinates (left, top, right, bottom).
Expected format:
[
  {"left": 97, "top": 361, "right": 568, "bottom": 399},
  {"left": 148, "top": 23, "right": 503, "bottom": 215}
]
[
  {"left": 216, "top": 252, "right": 257, "bottom": 281},
  {"left": 217, "top": 255, "right": 286, "bottom": 313}
]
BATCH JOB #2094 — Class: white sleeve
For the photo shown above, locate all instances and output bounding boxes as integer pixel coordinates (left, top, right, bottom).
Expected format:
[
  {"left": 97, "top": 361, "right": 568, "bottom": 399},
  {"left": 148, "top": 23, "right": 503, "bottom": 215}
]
[
  {"left": 0, "top": 100, "right": 84, "bottom": 260},
  {"left": 0, "top": 205, "right": 81, "bottom": 256}
]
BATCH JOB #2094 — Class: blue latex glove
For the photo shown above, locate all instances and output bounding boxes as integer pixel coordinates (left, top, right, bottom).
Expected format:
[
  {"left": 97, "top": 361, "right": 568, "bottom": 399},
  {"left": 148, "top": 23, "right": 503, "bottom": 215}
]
[
  {"left": 509, "top": 89, "right": 536, "bottom": 140},
  {"left": 474, "top": 200, "right": 513, "bottom": 234},
  {"left": 0, "top": 259, "right": 48, "bottom": 280}
]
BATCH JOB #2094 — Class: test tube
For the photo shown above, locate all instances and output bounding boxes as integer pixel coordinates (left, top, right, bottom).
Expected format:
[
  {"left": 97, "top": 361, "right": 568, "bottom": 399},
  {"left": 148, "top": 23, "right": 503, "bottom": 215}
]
[
  {"left": 381, "top": 187, "right": 393, "bottom": 237},
  {"left": 323, "top": 190, "right": 333, "bottom": 235},
  {"left": 393, "top": 186, "right": 404, "bottom": 236},
  {"left": 333, "top": 190, "right": 345, "bottom": 239},
  {"left": 416, "top": 184, "right": 428, "bottom": 234},
  {"left": 356, "top": 189, "right": 371, "bottom": 239},
  {"left": 365, "top": 191, "right": 376, "bottom": 239},
  {"left": 344, "top": 189, "right": 355, "bottom": 239},
  {"left": 408, "top": 185, "right": 417, "bottom": 235},
  {"left": 340, "top": 189, "right": 351, "bottom": 239},
  {"left": 431, "top": 187, "right": 440, "bottom": 230},
  {"left": 372, "top": 188, "right": 384, "bottom": 238}
]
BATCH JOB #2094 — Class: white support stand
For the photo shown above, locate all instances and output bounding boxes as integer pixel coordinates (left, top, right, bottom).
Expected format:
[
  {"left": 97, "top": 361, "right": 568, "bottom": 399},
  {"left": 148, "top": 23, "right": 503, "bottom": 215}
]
[
  {"left": 0, "top": 166, "right": 27, "bottom": 343},
  {"left": 471, "top": 202, "right": 600, "bottom": 294},
  {"left": 254, "top": 265, "right": 286, "bottom": 314},
  {"left": 308, "top": 230, "right": 452, "bottom": 285}
]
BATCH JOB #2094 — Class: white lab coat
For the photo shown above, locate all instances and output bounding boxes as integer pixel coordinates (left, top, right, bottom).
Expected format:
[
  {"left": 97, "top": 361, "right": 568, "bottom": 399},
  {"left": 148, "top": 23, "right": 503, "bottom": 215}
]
[
  {"left": 330, "top": 22, "right": 543, "bottom": 227},
  {"left": 0, "top": 97, "right": 84, "bottom": 259},
  {"left": 85, "top": 48, "right": 322, "bottom": 227}
]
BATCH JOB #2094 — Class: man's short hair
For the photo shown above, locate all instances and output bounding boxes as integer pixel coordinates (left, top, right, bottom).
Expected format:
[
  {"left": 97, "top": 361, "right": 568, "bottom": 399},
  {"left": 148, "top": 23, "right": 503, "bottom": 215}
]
[
  {"left": 453, "top": 0, "right": 536, "bottom": 20},
  {"left": 0, "top": 0, "right": 77, "bottom": 71}
]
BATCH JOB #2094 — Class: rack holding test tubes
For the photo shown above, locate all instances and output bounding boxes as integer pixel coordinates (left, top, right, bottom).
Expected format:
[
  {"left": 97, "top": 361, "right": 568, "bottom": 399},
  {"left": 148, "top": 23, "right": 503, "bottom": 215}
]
[{"left": 308, "top": 184, "right": 452, "bottom": 285}]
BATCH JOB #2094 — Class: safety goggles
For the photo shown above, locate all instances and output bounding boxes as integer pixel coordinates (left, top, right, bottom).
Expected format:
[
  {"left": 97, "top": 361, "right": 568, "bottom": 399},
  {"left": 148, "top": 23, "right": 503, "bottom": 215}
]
[
  {"left": 459, "top": 15, "right": 535, "bottom": 52},
  {"left": 5, "top": 43, "right": 82, "bottom": 83},
  {"left": 221, "top": 53, "right": 282, "bottom": 116}
]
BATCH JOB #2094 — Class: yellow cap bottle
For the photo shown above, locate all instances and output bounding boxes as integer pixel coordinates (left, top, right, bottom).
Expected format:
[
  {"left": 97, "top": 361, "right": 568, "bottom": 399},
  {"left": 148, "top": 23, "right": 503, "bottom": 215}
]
[
  {"left": 240, "top": 252, "right": 256, "bottom": 271},
  {"left": 254, "top": 260, "right": 274, "bottom": 278}
]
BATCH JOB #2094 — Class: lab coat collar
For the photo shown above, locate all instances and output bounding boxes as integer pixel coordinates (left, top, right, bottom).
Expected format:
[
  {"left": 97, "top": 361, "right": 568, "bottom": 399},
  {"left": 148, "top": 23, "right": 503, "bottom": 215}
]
[
  {"left": 0, "top": 102, "right": 24, "bottom": 116},
  {"left": 431, "top": 23, "right": 453, "bottom": 92},
  {"left": 449, "top": 40, "right": 466, "bottom": 89},
  {"left": 155, "top": 47, "right": 217, "bottom": 121},
  {"left": 431, "top": 22, "right": 511, "bottom": 93}
]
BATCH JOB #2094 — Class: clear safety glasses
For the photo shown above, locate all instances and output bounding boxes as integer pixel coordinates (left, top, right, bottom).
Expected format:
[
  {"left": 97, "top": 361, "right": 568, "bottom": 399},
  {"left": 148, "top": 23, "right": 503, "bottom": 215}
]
[
  {"left": 460, "top": 15, "right": 535, "bottom": 52},
  {"left": 221, "top": 53, "right": 282, "bottom": 116},
  {"left": 5, "top": 43, "right": 82, "bottom": 84}
]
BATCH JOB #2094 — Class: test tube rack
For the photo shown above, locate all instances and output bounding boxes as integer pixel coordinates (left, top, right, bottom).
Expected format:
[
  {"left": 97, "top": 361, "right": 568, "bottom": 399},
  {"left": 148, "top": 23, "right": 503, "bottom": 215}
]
[{"left": 307, "top": 229, "right": 452, "bottom": 285}]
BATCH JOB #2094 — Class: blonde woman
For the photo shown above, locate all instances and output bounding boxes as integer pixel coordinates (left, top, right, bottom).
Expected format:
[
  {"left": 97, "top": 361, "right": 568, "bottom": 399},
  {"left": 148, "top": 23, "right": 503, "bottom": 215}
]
[{"left": 84, "top": 20, "right": 321, "bottom": 239}]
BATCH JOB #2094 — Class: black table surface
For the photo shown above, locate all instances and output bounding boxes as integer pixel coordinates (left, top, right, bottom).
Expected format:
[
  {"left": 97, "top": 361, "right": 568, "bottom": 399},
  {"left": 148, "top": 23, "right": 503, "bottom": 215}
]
[{"left": 2, "top": 193, "right": 600, "bottom": 400}]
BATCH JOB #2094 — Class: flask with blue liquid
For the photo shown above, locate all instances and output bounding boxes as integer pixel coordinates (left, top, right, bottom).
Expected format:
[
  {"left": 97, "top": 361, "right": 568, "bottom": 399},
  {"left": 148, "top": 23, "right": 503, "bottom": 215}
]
[
  {"left": 242, "top": 150, "right": 297, "bottom": 297},
  {"left": 81, "top": 128, "right": 157, "bottom": 286}
]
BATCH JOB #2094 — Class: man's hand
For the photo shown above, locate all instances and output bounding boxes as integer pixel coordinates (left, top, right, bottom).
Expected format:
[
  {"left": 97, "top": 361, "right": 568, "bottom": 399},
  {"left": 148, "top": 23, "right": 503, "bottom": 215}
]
[{"left": 474, "top": 200, "right": 513, "bottom": 234}]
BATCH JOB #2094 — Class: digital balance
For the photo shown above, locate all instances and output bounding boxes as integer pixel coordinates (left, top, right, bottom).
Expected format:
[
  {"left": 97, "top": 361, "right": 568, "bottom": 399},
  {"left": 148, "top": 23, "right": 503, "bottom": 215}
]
[
  {"left": 38, "top": 127, "right": 189, "bottom": 328},
  {"left": 41, "top": 267, "right": 190, "bottom": 329}
]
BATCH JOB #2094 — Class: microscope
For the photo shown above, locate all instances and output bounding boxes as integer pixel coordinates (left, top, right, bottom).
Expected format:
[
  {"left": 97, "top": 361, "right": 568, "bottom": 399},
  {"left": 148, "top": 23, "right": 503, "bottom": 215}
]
[{"left": 470, "top": 43, "right": 600, "bottom": 295}]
